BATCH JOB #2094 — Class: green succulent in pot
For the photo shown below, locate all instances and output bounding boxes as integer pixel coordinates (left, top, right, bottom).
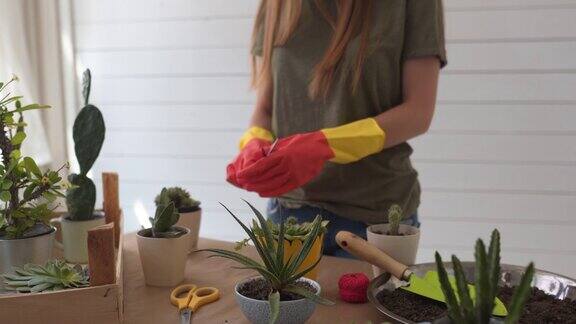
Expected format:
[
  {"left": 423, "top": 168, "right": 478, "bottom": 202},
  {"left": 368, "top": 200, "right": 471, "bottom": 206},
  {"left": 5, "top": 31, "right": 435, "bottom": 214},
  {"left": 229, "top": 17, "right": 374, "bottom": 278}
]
[
  {"left": 144, "top": 188, "right": 187, "bottom": 238},
  {"left": 202, "top": 201, "right": 334, "bottom": 324},
  {"left": 434, "top": 229, "right": 535, "bottom": 324},
  {"left": 154, "top": 186, "right": 200, "bottom": 213},
  {"left": 65, "top": 69, "right": 106, "bottom": 221},
  {"left": 2, "top": 259, "right": 89, "bottom": 293}
]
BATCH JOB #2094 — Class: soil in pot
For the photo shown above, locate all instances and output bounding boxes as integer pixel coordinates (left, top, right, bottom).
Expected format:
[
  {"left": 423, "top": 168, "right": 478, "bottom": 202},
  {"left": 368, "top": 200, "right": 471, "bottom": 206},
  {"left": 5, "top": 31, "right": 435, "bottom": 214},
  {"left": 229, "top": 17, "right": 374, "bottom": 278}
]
[
  {"left": 376, "top": 286, "right": 576, "bottom": 323},
  {"left": 0, "top": 222, "right": 53, "bottom": 240},
  {"left": 238, "top": 277, "right": 317, "bottom": 301}
]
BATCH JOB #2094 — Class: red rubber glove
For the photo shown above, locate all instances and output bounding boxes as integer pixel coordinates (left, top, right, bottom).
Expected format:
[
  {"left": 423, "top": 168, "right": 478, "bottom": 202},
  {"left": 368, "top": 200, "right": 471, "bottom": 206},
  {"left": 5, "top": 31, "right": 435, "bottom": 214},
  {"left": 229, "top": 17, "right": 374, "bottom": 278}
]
[
  {"left": 226, "top": 127, "right": 274, "bottom": 188},
  {"left": 236, "top": 118, "right": 386, "bottom": 197}
]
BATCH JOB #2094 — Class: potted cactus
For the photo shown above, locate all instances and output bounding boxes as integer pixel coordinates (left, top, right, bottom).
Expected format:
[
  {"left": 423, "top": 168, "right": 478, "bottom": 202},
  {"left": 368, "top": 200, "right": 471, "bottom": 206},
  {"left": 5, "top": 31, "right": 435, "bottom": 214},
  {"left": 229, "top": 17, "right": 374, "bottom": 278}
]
[
  {"left": 137, "top": 188, "right": 190, "bottom": 287},
  {"left": 203, "top": 201, "right": 334, "bottom": 324},
  {"left": 236, "top": 216, "right": 329, "bottom": 280},
  {"left": 51, "top": 69, "right": 106, "bottom": 264},
  {"left": 433, "top": 229, "right": 535, "bottom": 324},
  {"left": 154, "top": 186, "right": 201, "bottom": 252},
  {"left": 367, "top": 204, "right": 420, "bottom": 277},
  {"left": 0, "top": 75, "right": 66, "bottom": 286}
]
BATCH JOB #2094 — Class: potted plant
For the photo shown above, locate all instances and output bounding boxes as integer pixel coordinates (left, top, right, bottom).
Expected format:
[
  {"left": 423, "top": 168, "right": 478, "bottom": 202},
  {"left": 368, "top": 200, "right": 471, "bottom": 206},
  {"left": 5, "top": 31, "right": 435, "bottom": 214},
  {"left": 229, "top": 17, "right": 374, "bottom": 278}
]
[
  {"left": 50, "top": 69, "right": 106, "bottom": 264},
  {"left": 434, "top": 229, "right": 535, "bottom": 324},
  {"left": 0, "top": 75, "right": 66, "bottom": 285},
  {"left": 137, "top": 188, "right": 190, "bottom": 287},
  {"left": 203, "top": 201, "right": 334, "bottom": 324},
  {"left": 236, "top": 216, "right": 329, "bottom": 280},
  {"left": 367, "top": 204, "right": 420, "bottom": 277},
  {"left": 154, "top": 186, "right": 200, "bottom": 252}
]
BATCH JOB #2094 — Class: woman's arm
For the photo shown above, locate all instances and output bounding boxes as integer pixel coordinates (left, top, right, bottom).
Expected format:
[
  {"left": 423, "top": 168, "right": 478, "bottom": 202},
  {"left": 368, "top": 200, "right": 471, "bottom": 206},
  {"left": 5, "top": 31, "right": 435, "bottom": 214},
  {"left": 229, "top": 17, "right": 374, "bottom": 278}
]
[
  {"left": 249, "top": 59, "right": 273, "bottom": 130},
  {"left": 374, "top": 57, "right": 441, "bottom": 148}
]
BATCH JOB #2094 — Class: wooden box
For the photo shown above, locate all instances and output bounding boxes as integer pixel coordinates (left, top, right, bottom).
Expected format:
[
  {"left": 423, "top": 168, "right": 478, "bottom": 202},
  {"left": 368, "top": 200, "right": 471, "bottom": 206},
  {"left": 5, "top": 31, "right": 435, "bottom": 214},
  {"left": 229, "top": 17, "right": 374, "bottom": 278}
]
[{"left": 0, "top": 214, "right": 124, "bottom": 324}]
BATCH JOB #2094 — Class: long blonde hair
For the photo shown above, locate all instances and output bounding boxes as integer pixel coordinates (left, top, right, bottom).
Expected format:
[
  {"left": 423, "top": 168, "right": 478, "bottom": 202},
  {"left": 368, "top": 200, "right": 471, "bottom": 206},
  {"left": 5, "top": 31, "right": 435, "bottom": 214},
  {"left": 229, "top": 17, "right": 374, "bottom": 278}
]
[{"left": 251, "top": 0, "right": 373, "bottom": 99}]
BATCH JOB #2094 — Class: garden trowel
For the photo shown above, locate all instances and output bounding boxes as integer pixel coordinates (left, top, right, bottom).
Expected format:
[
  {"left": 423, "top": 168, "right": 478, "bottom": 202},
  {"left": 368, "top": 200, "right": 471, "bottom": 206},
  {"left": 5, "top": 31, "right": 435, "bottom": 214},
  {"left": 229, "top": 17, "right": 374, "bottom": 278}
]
[{"left": 334, "top": 231, "right": 508, "bottom": 317}]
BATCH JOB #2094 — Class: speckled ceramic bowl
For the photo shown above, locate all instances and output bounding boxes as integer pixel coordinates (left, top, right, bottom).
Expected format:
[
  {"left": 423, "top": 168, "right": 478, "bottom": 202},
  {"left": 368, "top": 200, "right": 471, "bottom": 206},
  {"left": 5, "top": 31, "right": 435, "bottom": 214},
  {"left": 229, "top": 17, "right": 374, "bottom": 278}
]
[{"left": 234, "top": 276, "right": 320, "bottom": 324}]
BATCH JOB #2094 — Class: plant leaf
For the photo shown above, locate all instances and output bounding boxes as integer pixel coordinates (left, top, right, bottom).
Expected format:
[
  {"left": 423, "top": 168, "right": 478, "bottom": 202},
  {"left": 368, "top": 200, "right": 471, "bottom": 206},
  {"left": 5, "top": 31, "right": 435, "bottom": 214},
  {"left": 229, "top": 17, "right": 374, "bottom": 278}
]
[
  {"left": 487, "top": 229, "right": 501, "bottom": 310},
  {"left": 23, "top": 157, "right": 42, "bottom": 178},
  {"left": 452, "top": 255, "right": 475, "bottom": 322},
  {"left": 505, "top": 263, "right": 534, "bottom": 324},
  {"left": 268, "top": 291, "right": 280, "bottom": 324},
  {"left": 283, "top": 284, "right": 335, "bottom": 306},
  {"left": 475, "top": 239, "right": 491, "bottom": 323},
  {"left": 435, "top": 252, "right": 465, "bottom": 323}
]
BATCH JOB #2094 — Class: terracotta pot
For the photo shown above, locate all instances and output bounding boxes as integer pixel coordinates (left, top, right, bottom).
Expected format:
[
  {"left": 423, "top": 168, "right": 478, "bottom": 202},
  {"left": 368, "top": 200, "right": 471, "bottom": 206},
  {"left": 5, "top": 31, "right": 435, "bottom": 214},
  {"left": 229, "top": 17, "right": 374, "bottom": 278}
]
[
  {"left": 50, "top": 213, "right": 106, "bottom": 263},
  {"left": 366, "top": 223, "right": 420, "bottom": 277},
  {"left": 235, "top": 276, "right": 320, "bottom": 324},
  {"left": 136, "top": 226, "right": 190, "bottom": 287},
  {"left": 175, "top": 208, "right": 201, "bottom": 252}
]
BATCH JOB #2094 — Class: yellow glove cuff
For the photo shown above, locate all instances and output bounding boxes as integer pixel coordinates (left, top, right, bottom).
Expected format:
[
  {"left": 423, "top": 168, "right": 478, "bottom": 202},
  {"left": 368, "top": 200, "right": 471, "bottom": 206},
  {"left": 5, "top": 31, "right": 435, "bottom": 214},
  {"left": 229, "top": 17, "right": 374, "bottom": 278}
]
[
  {"left": 321, "top": 118, "right": 386, "bottom": 164},
  {"left": 238, "top": 127, "right": 274, "bottom": 150}
]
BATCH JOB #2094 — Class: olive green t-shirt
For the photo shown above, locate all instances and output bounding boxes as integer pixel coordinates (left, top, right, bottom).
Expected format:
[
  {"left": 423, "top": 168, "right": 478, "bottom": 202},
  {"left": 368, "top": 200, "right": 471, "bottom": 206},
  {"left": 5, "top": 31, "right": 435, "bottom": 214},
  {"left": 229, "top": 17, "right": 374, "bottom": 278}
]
[{"left": 253, "top": 0, "right": 447, "bottom": 224}]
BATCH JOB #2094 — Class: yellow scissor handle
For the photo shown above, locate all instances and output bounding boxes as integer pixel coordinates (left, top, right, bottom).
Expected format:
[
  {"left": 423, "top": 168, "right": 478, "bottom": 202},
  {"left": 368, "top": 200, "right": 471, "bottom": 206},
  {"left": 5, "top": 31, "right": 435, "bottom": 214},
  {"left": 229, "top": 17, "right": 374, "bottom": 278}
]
[
  {"left": 170, "top": 284, "right": 198, "bottom": 310},
  {"left": 188, "top": 287, "right": 220, "bottom": 312}
]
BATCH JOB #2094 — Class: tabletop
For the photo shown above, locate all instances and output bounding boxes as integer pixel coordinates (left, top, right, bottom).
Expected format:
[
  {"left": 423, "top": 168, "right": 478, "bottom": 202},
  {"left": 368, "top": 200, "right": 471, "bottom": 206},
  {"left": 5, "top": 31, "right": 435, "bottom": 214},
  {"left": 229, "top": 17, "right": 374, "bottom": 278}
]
[{"left": 122, "top": 233, "right": 384, "bottom": 323}]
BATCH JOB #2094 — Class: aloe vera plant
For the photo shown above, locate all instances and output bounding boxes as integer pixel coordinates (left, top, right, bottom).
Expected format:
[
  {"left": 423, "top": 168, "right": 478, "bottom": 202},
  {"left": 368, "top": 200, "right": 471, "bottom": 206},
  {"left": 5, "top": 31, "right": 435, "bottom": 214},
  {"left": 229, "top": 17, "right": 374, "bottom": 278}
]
[
  {"left": 0, "top": 75, "right": 66, "bottom": 239},
  {"left": 66, "top": 69, "right": 106, "bottom": 221},
  {"left": 154, "top": 186, "right": 200, "bottom": 212},
  {"left": 2, "top": 259, "right": 89, "bottom": 293},
  {"left": 435, "top": 229, "right": 535, "bottom": 324},
  {"left": 202, "top": 201, "right": 334, "bottom": 324},
  {"left": 387, "top": 204, "right": 403, "bottom": 236},
  {"left": 146, "top": 188, "right": 185, "bottom": 238}
]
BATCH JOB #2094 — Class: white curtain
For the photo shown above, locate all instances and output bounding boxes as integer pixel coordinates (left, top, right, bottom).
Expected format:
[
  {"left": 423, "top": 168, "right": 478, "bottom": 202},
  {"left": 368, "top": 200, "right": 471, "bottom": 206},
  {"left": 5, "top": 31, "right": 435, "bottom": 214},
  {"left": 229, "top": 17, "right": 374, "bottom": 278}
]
[{"left": 0, "top": 0, "right": 70, "bottom": 169}]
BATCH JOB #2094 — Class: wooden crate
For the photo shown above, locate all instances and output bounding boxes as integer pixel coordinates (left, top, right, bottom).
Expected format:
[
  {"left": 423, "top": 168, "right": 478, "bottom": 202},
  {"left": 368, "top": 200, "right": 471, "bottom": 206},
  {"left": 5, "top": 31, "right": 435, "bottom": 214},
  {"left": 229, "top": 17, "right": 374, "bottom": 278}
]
[{"left": 0, "top": 214, "right": 124, "bottom": 324}]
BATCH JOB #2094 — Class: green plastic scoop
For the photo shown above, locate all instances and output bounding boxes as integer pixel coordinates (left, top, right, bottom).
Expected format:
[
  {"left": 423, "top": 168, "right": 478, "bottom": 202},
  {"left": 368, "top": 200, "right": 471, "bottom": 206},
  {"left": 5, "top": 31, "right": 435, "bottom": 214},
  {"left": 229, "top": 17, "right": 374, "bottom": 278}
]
[{"left": 334, "top": 231, "right": 507, "bottom": 317}]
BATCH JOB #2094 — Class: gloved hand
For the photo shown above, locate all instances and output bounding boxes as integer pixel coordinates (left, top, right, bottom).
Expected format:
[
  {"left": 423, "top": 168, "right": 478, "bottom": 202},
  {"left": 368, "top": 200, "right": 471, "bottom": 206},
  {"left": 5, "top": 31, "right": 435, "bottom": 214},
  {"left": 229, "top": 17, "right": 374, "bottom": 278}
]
[
  {"left": 236, "top": 118, "right": 385, "bottom": 197},
  {"left": 226, "top": 126, "right": 274, "bottom": 187}
]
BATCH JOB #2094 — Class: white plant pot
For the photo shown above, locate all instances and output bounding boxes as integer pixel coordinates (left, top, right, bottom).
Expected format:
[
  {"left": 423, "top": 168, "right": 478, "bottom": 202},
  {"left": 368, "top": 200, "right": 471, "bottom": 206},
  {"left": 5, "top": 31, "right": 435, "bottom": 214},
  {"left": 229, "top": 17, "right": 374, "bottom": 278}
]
[
  {"left": 136, "top": 227, "right": 190, "bottom": 287},
  {"left": 175, "top": 208, "right": 201, "bottom": 252},
  {"left": 366, "top": 223, "right": 420, "bottom": 277},
  {"left": 51, "top": 214, "right": 106, "bottom": 263},
  {"left": 235, "top": 276, "right": 320, "bottom": 324}
]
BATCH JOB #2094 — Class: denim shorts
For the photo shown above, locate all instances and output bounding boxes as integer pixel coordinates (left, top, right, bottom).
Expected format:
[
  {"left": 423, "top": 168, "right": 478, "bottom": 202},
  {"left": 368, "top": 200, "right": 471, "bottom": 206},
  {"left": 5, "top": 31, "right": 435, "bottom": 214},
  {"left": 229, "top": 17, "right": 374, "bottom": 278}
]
[{"left": 267, "top": 198, "right": 420, "bottom": 258}]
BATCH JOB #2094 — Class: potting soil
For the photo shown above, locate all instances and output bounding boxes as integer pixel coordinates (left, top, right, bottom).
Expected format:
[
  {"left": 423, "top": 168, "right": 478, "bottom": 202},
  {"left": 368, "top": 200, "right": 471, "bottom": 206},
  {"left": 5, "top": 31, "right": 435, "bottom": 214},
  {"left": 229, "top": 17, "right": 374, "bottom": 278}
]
[{"left": 237, "top": 277, "right": 317, "bottom": 302}]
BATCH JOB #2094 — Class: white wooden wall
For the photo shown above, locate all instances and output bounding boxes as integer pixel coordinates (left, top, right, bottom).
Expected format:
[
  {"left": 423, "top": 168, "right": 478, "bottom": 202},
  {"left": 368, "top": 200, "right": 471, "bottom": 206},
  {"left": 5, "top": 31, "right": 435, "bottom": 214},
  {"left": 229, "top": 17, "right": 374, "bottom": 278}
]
[{"left": 72, "top": 0, "right": 576, "bottom": 277}]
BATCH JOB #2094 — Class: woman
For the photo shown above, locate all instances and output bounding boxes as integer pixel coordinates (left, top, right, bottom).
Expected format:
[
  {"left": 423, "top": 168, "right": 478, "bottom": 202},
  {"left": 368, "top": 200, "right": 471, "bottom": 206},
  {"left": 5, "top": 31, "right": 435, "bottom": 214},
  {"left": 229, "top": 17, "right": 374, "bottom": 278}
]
[{"left": 227, "top": 0, "right": 446, "bottom": 257}]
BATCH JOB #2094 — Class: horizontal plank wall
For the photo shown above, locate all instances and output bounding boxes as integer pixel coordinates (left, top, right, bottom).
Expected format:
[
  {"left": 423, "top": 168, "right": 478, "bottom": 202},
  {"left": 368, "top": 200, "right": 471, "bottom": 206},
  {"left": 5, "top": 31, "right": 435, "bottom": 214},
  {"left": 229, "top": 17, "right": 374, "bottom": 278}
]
[{"left": 72, "top": 0, "right": 576, "bottom": 277}]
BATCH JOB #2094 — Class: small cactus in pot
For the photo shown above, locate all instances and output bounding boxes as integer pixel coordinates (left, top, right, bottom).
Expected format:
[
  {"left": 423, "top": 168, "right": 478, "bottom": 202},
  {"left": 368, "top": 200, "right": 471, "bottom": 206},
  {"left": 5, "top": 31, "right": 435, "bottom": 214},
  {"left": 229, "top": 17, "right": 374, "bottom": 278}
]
[
  {"left": 154, "top": 186, "right": 200, "bottom": 213},
  {"left": 66, "top": 69, "right": 105, "bottom": 221},
  {"left": 155, "top": 186, "right": 202, "bottom": 251}
]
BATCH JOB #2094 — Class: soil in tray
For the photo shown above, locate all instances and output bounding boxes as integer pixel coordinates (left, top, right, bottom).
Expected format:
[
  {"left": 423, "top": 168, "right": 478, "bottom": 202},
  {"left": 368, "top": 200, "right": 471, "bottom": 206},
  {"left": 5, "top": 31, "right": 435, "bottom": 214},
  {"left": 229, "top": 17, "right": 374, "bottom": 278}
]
[
  {"left": 377, "top": 286, "right": 576, "bottom": 323},
  {"left": 237, "top": 277, "right": 316, "bottom": 301}
]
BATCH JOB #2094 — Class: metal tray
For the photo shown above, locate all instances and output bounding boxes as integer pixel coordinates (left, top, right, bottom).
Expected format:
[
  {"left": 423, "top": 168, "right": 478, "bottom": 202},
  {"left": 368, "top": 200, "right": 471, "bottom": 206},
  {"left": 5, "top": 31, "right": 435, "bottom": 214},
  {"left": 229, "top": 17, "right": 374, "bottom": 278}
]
[{"left": 367, "top": 262, "right": 576, "bottom": 324}]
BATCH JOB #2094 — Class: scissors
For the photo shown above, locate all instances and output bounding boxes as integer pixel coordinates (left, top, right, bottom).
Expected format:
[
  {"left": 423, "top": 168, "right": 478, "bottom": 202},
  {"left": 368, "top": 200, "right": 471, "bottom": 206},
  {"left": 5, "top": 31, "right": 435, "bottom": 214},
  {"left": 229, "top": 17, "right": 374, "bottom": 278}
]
[{"left": 170, "top": 284, "right": 220, "bottom": 324}]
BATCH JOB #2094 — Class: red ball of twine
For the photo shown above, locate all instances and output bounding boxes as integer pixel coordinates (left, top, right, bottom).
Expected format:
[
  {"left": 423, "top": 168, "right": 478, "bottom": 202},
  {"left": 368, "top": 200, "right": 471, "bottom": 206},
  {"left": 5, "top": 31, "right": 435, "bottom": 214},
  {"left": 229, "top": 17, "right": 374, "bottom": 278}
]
[{"left": 338, "top": 272, "right": 369, "bottom": 303}]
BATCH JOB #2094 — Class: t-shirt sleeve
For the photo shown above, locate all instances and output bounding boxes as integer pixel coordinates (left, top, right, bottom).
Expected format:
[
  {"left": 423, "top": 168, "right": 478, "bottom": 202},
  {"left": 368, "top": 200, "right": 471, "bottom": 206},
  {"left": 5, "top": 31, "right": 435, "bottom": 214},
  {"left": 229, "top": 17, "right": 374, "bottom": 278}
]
[
  {"left": 252, "top": 23, "right": 264, "bottom": 56},
  {"left": 403, "top": 0, "right": 447, "bottom": 68}
]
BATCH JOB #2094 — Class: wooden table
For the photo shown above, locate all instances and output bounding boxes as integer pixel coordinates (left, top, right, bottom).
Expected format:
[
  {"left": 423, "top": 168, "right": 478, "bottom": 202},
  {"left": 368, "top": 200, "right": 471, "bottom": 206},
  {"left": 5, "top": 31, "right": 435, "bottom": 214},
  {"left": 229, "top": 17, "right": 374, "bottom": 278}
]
[{"left": 122, "top": 233, "right": 384, "bottom": 323}]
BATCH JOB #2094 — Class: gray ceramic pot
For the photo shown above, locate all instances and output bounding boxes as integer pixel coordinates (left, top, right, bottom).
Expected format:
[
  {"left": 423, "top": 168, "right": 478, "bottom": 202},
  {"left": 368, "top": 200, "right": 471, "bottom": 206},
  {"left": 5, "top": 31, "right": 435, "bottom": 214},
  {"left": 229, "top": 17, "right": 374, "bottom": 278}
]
[
  {"left": 235, "top": 276, "right": 320, "bottom": 324},
  {"left": 0, "top": 227, "right": 56, "bottom": 290},
  {"left": 429, "top": 316, "right": 504, "bottom": 324}
]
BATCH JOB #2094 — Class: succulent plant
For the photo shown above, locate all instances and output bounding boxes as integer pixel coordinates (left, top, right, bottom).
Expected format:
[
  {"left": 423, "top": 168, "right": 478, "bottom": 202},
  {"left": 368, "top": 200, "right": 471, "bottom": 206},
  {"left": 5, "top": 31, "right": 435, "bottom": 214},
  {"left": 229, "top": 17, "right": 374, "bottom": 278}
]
[
  {"left": 235, "top": 216, "right": 329, "bottom": 250},
  {"left": 66, "top": 69, "right": 106, "bottom": 221},
  {"left": 147, "top": 188, "right": 185, "bottom": 238},
  {"left": 154, "top": 186, "right": 200, "bottom": 212},
  {"left": 2, "top": 259, "right": 89, "bottom": 293},
  {"left": 0, "top": 75, "right": 66, "bottom": 239},
  {"left": 387, "top": 204, "right": 403, "bottom": 236},
  {"left": 202, "top": 201, "right": 334, "bottom": 324},
  {"left": 435, "top": 229, "right": 535, "bottom": 324}
]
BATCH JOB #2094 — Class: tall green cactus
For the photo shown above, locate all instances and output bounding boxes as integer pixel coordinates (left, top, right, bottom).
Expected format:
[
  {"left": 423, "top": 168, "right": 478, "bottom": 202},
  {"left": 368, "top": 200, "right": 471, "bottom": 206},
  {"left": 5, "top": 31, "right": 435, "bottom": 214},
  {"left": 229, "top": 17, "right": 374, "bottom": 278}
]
[{"left": 66, "top": 69, "right": 106, "bottom": 221}]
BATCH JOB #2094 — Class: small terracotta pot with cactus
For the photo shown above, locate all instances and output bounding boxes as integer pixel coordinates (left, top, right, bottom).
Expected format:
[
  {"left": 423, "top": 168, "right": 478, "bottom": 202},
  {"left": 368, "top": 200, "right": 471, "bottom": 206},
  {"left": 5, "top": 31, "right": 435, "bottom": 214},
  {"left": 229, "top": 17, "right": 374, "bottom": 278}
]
[
  {"left": 366, "top": 204, "right": 420, "bottom": 277},
  {"left": 154, "top": 187, "right": 201, "bottom": 252}
]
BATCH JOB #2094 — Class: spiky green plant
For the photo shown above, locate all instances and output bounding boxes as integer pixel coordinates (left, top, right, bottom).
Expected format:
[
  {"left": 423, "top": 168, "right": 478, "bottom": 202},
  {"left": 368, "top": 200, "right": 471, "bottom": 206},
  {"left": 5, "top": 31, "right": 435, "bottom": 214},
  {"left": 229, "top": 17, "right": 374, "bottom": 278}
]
[
  {"left": 235, "top": 216, "right": 329, "bottom": 250},
  {"left": 145, "top": 188, "right": 185, "bottom": 238},
  {"left": 435, "top": 229, "right": 535, "bottom": 324},
  {"left": 66, "top": 69, "right": 106, "bottom": 221},
  {"left": 0, "top": 75, "right": 66, "bottom": 239},
  {"left": 202, "top": 201, "right": 334, "bottom": 324},
  {"left": 387, "top": 204, "right": 403, "bottom": 236},
  {"left": 2, "top": 259, "right": 89, "bottom": 293},
  {"left": 154, "top": 186, "right": 200, "bottom": 212}
]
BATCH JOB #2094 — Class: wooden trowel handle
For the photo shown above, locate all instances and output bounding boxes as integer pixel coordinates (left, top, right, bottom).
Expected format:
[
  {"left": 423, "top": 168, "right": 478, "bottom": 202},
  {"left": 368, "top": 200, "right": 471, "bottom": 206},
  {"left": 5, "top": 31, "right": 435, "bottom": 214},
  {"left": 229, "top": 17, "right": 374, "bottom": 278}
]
[{"left": 335, "top": 231, "right": 410, "bottom": 280}]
